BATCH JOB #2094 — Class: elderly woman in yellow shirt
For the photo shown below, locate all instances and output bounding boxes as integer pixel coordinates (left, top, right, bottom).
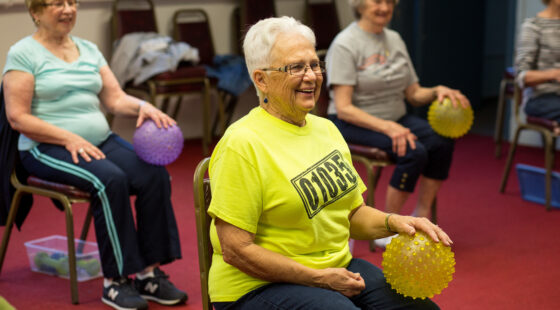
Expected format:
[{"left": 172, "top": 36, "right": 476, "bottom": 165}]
[{"left": 207, "top": 16, "right": 451, "bottom": 310}]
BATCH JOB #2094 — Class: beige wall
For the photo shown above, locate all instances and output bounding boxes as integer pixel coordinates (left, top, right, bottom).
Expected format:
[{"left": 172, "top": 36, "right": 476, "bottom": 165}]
[{"left": 0, "top": 0, "right": 354, "bottom": 141}]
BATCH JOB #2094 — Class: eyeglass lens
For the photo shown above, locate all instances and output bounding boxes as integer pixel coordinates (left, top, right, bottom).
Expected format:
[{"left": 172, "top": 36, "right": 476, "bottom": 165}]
[
  {"left": 45, "top": 0, "right": 79, "bottom": 8},
  {"left": 288, "top": 62, "right": 325, "bottom": 76}
]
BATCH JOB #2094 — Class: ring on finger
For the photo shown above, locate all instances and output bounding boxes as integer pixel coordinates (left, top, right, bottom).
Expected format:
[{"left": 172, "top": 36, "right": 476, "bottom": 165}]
[{"left": 78, "top": 148, "right": 85, "bottom": 153}]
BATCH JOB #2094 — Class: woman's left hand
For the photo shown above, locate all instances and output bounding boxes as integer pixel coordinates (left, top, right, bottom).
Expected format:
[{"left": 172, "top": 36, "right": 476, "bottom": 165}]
[
  {"left": 136, "top": 102, "right": 177, "bottom": 129},
  {"left": 434, "top": 85, "right": 470, "bottom": 109},
  {"left": 388, "top": 214, "right": 453, "bottom": 247}
]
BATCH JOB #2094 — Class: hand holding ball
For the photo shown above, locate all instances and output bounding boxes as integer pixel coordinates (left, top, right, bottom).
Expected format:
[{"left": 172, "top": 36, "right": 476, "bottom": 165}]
[
  {"left": 382, "top": 232, "right": 455, "bottom": 299},
  {"left": 133, "top": 120, "right": 184, "bottom": 166},
  {"left": 427, "top": 98, "right": 474, "bottom": 138}
]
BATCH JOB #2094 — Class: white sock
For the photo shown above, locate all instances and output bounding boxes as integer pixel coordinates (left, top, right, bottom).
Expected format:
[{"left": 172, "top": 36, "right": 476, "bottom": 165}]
[
  {"left": 136, "top": 270, "right": 155, "bottom": 280},
  {"left": 104, "top": 278, "right": 115, "bottom": 288}
]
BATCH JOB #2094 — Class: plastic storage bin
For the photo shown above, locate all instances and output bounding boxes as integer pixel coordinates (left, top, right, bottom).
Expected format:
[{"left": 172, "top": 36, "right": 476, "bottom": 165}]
[
  {"left": 24, "top": 235, "right": 102, "bottom": 282},
  {"left": 516, "top": 164, "right": 560, "bottom": 208}
]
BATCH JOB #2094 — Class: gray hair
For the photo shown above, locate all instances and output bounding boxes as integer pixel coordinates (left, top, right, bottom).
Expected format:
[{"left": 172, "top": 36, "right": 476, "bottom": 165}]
[
  {"left": 348, "top": 0, "right": 399, "bottom": 19},
  {"left": 243, "top": 16, "right": 316, "bottom": 97}
]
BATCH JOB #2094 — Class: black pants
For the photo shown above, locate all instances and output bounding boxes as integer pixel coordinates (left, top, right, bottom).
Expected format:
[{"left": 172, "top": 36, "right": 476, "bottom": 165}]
[
  {"left": 329, "top": 114, "right": 454, "bottom": 193},
  {"left": 20, "top": 134, "right": 182, "bottom": 278}
]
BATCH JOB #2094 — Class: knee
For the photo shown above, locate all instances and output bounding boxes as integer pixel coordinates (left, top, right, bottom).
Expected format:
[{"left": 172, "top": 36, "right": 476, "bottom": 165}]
[
  {"left": 430, "top": 138, "right": 455, "bottom": 161},
  {"left": 405, "top": 144, "right": 429, "bottom": 167},
  {"left": 104, "top": 169, "right": 128, "bottom": 189}
]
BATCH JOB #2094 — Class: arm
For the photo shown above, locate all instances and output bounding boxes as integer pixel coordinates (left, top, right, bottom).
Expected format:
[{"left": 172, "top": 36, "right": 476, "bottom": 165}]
[
  {"left": 514, "top": 20, "right": 560, "bottom": 87},
  {"left": 522, "top": 69, "right": 560, "bottom": 87},
  {"left": 3, "top": 71, "right": 104, "bottom": 164},
  {"left": 98, "top": 65, "right": 175, "bottom": 128},
  {"left": 348, "top": 202, "right": 453, "bottom": 246},
  {"left": 215, "top": 218, "right": 365, "bottom": 297},
  {"left": 405, "top": 83, "right": 470, "bottom": 108},
  {"left": 332, "top": 84, "right": 416, "bottom": 156}
]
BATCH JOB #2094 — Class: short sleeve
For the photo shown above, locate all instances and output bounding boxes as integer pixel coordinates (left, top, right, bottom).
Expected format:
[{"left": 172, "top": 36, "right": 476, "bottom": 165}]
[
  {"left": 3, "top": 41, "right": 34, "bottom": 75},
  {"left": 326, "top": 41, "right": 357, "bottom": 87},
  {"left": 208, "top": 142, "right": 263, "bottom": 234}
]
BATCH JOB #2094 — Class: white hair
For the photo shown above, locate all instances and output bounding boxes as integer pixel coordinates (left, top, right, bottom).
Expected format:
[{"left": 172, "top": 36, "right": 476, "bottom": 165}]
[{"left": 243, "top": 16, "right": 316, "bottom": 97}]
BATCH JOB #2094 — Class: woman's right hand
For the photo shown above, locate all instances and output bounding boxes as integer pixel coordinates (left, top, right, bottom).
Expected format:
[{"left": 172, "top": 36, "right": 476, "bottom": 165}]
[
  {"left": 65, "top": 135, "right": 106, "bottom": 164},
  {"left": 383, "top": 121, "right": 417, "bottom": 157},
  {"left": 315, "top": 267, "right": 365, "bottom": 297}
]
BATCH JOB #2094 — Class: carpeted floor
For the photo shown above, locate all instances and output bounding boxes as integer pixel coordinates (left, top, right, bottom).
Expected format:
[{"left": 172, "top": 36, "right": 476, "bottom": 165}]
[{"left": 1, "top": 134, "right": 559, "bottom": 310}]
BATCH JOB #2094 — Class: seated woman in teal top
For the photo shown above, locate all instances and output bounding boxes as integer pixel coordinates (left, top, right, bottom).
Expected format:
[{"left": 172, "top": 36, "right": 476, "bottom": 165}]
[{"left": 2, "top": 1, "right": 187, "bottom": 309}]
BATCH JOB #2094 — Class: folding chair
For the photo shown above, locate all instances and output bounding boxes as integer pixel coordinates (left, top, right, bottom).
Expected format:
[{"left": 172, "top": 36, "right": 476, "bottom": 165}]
[
  {"left": 305, "top": 0, "right": 340, "bottom": 59},
  {"left": 494, "top": 67, "right": 515, "bottom": 158},
  {"left": 193, "top": 157, "right": 212, "bottom": 310},
  {"left": 172, "top": 9, "right": 226, "bottom": 136},
  {"left": 111, "top": 0, "right": 213, "bottom": 155},
  {"left": 0, "top": 82, "right": 93, "bottom": 305},
  {"left": 499, "top": 84, "right": 558, "bottom": 210}
]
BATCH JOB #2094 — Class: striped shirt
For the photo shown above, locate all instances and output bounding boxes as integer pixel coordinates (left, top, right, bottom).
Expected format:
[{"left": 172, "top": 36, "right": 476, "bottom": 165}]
[{"left": 515, "top": 17, "right": 560, "bottom": 99}]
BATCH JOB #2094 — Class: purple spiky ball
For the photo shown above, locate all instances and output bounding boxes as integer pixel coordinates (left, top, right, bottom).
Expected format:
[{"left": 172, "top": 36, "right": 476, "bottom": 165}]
[{"left": 133, "top": 120, "right": 184, "bottom": 166}]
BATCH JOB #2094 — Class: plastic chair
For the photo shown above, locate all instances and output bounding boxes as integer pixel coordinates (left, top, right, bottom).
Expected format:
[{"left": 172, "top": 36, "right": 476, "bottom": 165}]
[
  {"left": 192, "top": 157, "right": 212, "bottom": 310},
  {"left": 172, "top": 8, "right": 226, "bottom": 136},
  {"left": 499, "top": 84, "right": 558, "bottom": 210},
  {"left": 305, "top": 0, "right": 340, "bottom": 59},
  {"left": 494, "top": 67, "right": 515, "bottom": 158},
  {"left": 111, "top": 0, "right": 213, "bottom": 155}
]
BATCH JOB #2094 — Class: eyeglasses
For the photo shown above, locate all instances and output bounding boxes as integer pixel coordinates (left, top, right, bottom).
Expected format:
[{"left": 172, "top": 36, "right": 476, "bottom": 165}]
[
  {"left": 372, "top": 0, "right": 396, "bottom": 5},
  {"left": 42, "top": 0, "right": 79, "bottom": 9},
  {"left": 262, "top": 61, "right": 326, "bottom": 77}
]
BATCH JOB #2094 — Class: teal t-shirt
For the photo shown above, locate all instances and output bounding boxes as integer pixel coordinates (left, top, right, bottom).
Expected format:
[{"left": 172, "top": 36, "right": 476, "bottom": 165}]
[{"left": 2, "top": 35, "right": 111, "bottom": 150}]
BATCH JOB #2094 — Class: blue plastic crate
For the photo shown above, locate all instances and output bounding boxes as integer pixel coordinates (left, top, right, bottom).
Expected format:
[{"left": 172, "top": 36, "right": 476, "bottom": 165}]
[{"left": 516, "top": 164, "right": 560, "bottom": 208}]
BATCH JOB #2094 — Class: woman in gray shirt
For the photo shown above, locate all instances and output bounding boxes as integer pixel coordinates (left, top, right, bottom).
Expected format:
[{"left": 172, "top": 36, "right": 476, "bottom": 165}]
[
  {"left": 326, "top": 0, "right": 470, "bottom": 248},
  {"left": 516, "top": 0, "right": 560, "bottom": 133}
]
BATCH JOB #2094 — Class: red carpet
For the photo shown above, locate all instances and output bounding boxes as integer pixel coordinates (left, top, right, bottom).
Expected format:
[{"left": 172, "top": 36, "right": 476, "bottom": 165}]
[{"left": 1, "top": 134, "right": 559, "bottom": 309}]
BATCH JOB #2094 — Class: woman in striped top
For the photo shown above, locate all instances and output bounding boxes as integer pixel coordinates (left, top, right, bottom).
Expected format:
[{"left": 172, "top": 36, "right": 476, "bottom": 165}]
[{"left": 516, "top": 0, "right": 560, "bottom": 133}]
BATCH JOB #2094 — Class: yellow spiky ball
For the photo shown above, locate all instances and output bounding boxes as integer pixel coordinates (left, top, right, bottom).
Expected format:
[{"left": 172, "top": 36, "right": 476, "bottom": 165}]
[
  {"left": 382, "top": 232, "right": 456, "bottom": 299},
  {"left": 427, "top": 98, "right": 474, "bottom": 138}
]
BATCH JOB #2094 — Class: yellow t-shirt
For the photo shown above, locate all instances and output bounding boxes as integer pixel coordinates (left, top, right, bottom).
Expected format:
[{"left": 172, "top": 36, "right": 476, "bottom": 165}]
[{"left": 207, "top": 107, "right": 367, "bottom": 302}]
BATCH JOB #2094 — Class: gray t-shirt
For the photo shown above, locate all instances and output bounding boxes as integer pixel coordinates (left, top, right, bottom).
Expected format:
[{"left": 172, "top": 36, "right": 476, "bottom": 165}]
[
  {"left": 515, "top": 17, "right": 560, "bottom": 100},
  {"left": 325, "top": 22, "right": 418, "bottom": 121}
]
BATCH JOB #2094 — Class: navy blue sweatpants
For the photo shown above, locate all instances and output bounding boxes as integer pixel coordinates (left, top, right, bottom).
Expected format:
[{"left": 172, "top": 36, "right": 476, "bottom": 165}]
[
  {"left": 329, "top": 114, "right": 454, "bottom": 192},
  {"left": 19, "top": 134, "right": 182, "bottom": 278}
]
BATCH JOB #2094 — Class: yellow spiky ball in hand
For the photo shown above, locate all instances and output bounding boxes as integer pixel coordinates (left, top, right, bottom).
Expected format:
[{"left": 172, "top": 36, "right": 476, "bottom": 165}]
[
  {"left": 427, "top": 98, "right": 474, "bottom": 138},
  {"left": 382, "top": 232, "right": 456, "bottom": 299}
]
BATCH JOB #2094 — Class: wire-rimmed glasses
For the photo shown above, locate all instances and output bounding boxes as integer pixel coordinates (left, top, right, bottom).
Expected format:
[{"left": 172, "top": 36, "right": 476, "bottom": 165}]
[
  {"left": 262, "top": 61, "right": 325, "bottom": 77},
  {"left": 42, "top": 0, "right": 80, "bottom": 9}
]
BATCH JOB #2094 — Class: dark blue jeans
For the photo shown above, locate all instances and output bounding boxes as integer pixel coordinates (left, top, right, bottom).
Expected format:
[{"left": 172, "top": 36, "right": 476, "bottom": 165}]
[
  {"left": 329, "top": 114, "right": 454, "bottom": 193},
  {"left": 213, "top": 258, "right": 439, "bottom": 310},
  {"left": 19, "top": 134, "right": 182, "bottom": 278},
  {"left": 524, "top": 93, "right": 560, "bottom": 122}
]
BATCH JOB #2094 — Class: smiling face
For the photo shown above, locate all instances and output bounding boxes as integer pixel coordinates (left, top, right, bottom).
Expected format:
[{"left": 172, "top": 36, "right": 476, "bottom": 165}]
[
  {"left": 31, "top": 0, "right": 77, "bottom": 36},
  {"left": 256, "top": 33, "right": 323, "bottom": 125},
  {"left": 359, "top": 0, "right": 395, "bottom": 31}
]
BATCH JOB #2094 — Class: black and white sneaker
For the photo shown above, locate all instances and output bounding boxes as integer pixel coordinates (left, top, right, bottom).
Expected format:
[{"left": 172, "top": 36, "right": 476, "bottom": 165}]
[
  {"left": 102, "top": 277, "right": 148, "bottom": 310},
  {"left": 135, "top": 267, "right": 188, "bottom": 305}
]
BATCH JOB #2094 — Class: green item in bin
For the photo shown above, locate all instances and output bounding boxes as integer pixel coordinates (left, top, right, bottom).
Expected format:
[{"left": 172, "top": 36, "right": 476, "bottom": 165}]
[
  {"left": 34, "top": 251, "right": 69, "bottom": 276},
  {"left": 77, "top": 256, "right": 101, "bottom": 276}
]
